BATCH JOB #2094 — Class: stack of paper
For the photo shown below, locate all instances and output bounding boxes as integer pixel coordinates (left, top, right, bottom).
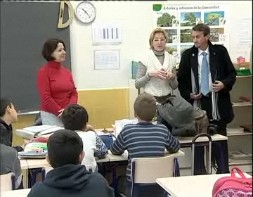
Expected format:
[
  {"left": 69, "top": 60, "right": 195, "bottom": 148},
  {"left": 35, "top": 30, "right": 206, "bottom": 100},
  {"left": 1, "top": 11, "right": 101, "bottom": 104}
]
[{"left": 114, "top": 119, "right": 138, "bottom": 137}]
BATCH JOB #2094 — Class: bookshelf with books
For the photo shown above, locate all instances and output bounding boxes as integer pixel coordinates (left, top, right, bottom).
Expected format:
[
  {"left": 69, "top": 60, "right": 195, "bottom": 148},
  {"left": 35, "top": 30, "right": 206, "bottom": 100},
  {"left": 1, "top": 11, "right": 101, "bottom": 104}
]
[{"left": 227, "top": 74, "right": 252, "bottom": 173}]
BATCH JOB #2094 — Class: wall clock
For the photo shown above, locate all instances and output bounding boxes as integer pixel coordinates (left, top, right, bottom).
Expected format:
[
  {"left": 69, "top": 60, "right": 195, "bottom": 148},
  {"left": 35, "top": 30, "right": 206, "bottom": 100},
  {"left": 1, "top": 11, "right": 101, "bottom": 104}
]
[{"left": 75, "top": 1, "right": 96, "bottom": 24}]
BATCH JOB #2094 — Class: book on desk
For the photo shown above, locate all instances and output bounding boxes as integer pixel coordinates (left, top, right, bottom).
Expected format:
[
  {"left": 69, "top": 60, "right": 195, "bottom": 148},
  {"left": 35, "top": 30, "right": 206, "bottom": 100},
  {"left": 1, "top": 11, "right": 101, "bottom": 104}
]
[{"left": 16, "top": 125, "right": 63, "bottom": 139}]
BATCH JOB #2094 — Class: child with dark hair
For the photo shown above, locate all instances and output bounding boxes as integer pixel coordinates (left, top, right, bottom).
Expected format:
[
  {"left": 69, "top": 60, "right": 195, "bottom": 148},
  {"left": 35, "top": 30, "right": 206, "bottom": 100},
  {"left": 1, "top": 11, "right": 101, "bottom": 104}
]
[
  {"left": 28, "top": 129, "right": 114, "bottom": 197},
  {"left": 61, "top": 104, "right": 108, "bottom": 172},
  {"left": 110, "top": 92, "right": 180, "bottom": 196},
  {"left": 0, "top": 98, "right": 23, "bottom": 189},
  {"left": 0, "top": 98, "right": 18, "bottom": 147}
]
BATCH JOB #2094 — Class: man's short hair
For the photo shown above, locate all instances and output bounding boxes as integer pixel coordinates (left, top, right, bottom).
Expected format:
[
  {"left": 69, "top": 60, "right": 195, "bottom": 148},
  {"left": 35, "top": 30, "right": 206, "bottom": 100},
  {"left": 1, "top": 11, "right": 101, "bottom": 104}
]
[
  {"left": 61, "top": 104, "right": 89, "bottom": 131},
  {"left": 192, "top": 23, "right": 210, "bottom": 36},
  {"left": 47, "top": 129, "right": 83, "bottom": 168},
  {"left": 134, "top": 93, "right": 156, "bottom": 121},
  {"left": 0, "top": 98, "right": 12, "bottom": 117}
]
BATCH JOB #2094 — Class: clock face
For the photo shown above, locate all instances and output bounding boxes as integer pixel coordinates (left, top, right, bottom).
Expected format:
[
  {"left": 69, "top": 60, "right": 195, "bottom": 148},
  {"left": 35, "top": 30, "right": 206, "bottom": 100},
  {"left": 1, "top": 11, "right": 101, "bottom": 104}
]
[{"left": 75, "top": 2, "right": 96, "bottom": 24}]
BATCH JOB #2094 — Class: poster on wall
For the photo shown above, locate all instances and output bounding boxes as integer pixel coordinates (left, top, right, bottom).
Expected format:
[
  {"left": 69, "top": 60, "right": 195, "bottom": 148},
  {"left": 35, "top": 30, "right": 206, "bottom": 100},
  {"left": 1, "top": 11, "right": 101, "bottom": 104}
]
[
  {"left": 153, "top": 4, "right": 229, "bottom": 64},
  {"left": 94, "top": 50, "right": 120, "bottom": 70}
]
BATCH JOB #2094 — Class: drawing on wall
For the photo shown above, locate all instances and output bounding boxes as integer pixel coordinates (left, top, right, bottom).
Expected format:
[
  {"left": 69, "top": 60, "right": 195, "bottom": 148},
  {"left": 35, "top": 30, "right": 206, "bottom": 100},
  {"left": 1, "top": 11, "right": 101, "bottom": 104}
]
[
  {"left": 204, "top": 11, "right": 224, "bottom": 26},
  {"left": 153, "top": 4, "right": 228, "bottom": 60},
  {"left": 156, "top": 12, "right": 179, "bottom": 27},
  {"left": 180, "top": 29, "right": 192, "bottom": 43},
  {"left": 167, "top": 45, "right": 177, "bottom": 54},
  {"left": 180, "top": 45, "right": 192, "bottom": 56},
  {"left": 165, "top": 29, "right": 178, "bottom": 43},
  {"left": 180, "top": 12, "right": 201, "bottom": 26},
  {"left": 210, "top": 28, "right": 224, "bottom": 42},
  {"left": 167, "top": 45, "right": 179, "bottom": 62}
]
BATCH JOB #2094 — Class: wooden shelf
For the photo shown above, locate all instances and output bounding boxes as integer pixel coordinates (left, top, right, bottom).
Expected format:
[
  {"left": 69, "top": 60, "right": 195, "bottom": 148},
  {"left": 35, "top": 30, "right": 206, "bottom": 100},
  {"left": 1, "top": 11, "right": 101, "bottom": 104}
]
[
  {"left": 232, "top": 102, "right": 252, "bottom": 107},
  {"left": 227, "top": 132, "right": 252, "bottom": 137},
  {"left": 236, "top": 75, "right": 252, "bottom": 78},
  {"left": 228, "top": 73, "right": 252, "bottom": 173},
  {"left": 229, "top": 158, "right": 252, "bottom": 166}
]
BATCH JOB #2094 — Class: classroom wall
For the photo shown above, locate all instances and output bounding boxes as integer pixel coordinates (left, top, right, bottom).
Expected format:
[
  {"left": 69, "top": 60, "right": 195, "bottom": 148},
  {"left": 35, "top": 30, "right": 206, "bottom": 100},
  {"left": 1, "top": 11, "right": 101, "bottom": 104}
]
[
  {"left": 70, "top": 1, "right": 252, "bottom": 89},
  {"left": 14, "top": 1, "right": 252, "bottom": 145},
  {"left": 70, "top": 0, "right": 252, "bottom": 127}
]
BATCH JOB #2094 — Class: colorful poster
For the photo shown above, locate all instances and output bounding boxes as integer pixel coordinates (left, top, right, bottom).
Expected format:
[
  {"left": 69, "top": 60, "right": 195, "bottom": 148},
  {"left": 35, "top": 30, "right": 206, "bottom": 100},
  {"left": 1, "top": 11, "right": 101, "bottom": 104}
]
[{"left": 153, "top": 4, "right": 228, "bottom": 64}]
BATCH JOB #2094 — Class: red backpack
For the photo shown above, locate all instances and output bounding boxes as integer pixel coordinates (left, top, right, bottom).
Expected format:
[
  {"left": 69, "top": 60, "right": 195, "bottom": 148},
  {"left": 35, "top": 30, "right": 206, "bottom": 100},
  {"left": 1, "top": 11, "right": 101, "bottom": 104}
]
[{"left": 212, "top": 167, "right": 252, "bottom": 197}]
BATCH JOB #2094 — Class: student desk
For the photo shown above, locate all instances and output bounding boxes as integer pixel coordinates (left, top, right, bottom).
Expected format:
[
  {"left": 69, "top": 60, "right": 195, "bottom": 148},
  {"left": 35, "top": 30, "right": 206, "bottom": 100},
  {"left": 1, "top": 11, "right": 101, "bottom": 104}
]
[
  {"left": 0, "top": 188, "right": 31, "bottom": 197},
  {"left": 156, "top": 173, "right": 252, "bottom": 197},
  {"left": 20, "top": 159, "right": 28, "bottom": 188},
  {"left": 177, "top": 134, "right": 228, "bottom": 147},
  {"left": 20, "top": 151, "right": 125, "bottom": 188},
  {"left": 15, "top": 127, "right": 113, "bottom": 140},
  {"left": 20, "top": 159, "right": 28, "bottom": 169},
  {"left": 177, "top": 134, "right": 228, "bottom": 174}
]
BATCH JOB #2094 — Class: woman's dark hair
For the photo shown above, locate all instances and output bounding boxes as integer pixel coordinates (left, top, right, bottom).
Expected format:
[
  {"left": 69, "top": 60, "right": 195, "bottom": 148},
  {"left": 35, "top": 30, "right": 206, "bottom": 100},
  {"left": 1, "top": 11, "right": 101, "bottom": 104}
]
[{"left": 42, "top": 38, "right": 66, "bottom": 61}]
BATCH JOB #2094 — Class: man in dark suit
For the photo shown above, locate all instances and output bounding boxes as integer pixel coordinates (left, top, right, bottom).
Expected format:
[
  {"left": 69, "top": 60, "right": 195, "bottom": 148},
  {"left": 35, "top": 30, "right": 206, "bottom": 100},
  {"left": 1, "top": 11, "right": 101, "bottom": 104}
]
[{"left": 177, "top": 23, "right": 236, "bottom": 174}]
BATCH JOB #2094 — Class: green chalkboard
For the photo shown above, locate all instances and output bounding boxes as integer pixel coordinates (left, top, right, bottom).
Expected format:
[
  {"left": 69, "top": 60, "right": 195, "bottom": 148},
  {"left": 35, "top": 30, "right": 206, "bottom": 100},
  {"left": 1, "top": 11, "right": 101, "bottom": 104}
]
[{"left": 0, "top": 1, "right": 71, "bottom": 112}]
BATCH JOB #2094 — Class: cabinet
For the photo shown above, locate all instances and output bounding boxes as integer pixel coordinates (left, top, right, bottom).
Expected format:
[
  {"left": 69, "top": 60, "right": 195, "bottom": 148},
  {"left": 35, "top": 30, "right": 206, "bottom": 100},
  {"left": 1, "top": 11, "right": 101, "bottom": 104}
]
[{"left": 227, "top": 75, "right": 252, "bottom": 173}]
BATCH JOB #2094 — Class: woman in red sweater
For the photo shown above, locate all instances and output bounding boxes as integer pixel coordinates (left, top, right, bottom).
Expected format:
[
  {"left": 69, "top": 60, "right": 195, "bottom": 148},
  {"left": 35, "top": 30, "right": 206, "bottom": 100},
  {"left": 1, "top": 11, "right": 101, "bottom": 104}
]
[{"left": 37, "top": 38, "right": 78, "bottom": 126}]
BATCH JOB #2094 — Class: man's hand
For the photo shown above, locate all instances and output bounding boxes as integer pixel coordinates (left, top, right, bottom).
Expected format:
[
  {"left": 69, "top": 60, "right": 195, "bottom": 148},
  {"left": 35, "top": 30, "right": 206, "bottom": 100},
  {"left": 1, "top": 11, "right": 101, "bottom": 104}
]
[
  {"left": 190, "top": 92, "right": 202, "bottom": 100},
  {"left": 212, "top": 80, "right": 224, "bottom": 92}
]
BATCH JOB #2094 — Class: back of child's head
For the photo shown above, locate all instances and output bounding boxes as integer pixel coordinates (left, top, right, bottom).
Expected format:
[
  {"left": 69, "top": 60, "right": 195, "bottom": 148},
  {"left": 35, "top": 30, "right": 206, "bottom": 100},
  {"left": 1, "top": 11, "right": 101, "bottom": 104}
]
[
  {"left": 47, "top": 129, "right": 83, "bottom": 168},
  {"left": 61, "top": 104, "right": 89, "bottom": 131},
  {"left": 0, "top": 97, "right": 12, "bottom": 117},
  {"left": 134, "top": 93, "right": 156, "bottom": 121}
]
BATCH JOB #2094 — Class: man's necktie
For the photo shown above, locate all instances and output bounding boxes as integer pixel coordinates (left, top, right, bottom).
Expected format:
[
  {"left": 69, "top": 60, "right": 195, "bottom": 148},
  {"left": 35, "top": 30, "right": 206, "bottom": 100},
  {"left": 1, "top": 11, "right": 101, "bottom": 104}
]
[{"left": 201, "top": 52, "right": 209, "bottom": 96}]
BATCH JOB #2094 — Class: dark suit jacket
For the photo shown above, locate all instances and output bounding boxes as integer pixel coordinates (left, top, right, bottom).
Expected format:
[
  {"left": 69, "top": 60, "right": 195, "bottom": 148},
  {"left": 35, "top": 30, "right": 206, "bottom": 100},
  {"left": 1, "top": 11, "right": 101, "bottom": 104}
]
[{"left": 177, "top": 42, "right": 236, "bottom": 124}]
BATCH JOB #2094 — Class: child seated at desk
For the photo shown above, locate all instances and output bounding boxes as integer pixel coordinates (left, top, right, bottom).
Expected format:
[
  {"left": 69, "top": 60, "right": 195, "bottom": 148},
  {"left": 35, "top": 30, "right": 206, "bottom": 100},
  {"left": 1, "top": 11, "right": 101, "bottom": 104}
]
[
  {"left": 0, "top": 143, "right": 23, "bottom": 189},
  {"left": 27, "top": 129, "right": 114, "bottom": 197},
  {"left": 110, "top": 93, "right": 180, "bottom": 196},
  {"left": 0, "top": 98, "right": 23, "bottom": 152},
  {"left": 61, "top": 104, "right": 108, "bottom": 172}
]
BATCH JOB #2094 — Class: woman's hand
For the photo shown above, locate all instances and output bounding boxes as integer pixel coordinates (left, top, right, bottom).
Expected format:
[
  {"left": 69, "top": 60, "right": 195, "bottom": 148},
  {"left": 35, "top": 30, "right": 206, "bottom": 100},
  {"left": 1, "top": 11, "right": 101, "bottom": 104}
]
[
  {"left": 57, "top": 109, "right": 64, "bottom": 118},
  {"left": 148, "top": 69, "right": 168, "bottom": 79},
  {"left": 166, "top": 71, "right": 175, "bottom": 80}
]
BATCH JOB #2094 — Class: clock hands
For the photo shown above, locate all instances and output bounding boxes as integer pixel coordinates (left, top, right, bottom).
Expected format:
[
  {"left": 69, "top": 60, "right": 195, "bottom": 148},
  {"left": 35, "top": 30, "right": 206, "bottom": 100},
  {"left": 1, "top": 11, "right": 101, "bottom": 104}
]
[{"left": 82, "top": 8, "right": 90, "bottom": 18}]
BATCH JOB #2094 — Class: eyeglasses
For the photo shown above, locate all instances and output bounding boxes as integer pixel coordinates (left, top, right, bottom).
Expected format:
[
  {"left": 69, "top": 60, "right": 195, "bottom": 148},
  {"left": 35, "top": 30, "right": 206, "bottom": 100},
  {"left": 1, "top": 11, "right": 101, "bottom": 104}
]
[{"left": 153, "top": 38, "right": 166, "bottom": 43}]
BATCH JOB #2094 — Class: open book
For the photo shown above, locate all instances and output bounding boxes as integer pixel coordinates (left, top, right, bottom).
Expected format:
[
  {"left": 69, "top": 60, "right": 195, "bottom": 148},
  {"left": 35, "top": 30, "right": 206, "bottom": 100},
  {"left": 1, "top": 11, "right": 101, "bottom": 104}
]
[{"left": 22, "top": 125, "right": 63, "bottom": 137}]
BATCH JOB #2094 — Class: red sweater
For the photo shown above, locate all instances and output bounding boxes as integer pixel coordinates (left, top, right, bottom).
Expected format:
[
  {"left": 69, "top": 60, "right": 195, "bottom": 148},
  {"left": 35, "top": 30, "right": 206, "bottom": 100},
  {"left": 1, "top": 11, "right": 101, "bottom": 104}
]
[{"left": 37, "top": 61, "right": 78, "bottom": 115}]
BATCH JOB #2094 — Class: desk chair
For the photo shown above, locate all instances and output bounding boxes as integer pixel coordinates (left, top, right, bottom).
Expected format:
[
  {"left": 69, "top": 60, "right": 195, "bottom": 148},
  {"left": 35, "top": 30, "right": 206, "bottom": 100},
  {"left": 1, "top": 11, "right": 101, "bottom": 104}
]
[
  {"left": 0, "top": 172, "right": 15, "bottom": 191},
  {"left": 41, "top": 167, "right": 53, "bottom": 181},
  {"left": 33, "top": 112, "right": 42, "bottom": 126},
  {"left": 130, "top": 154, "right": 177, "bottom": 197}
]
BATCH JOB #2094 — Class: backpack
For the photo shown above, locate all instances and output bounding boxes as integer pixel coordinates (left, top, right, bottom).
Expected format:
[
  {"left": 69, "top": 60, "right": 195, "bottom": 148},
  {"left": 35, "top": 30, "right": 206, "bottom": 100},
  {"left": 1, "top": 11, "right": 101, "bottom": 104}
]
[
  {"left": 212, "top": 167, "right": 252, "bottom": 197},
  {"left": 157, "top": 95, "right": 208, "bottom": 136},
  {"left": 193, "top": 107, "right": 209, "bottom": 134}
]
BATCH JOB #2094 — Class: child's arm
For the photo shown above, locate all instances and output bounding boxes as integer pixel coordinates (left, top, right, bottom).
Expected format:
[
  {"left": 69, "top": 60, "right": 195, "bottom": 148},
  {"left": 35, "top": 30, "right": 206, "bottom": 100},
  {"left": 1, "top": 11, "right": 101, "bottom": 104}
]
[
  {"left": 165, "top": 132, "right": 180, "bottom": 153},
  {"left": 110, "top": 132, "right": 125, "bottom": 155}
]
